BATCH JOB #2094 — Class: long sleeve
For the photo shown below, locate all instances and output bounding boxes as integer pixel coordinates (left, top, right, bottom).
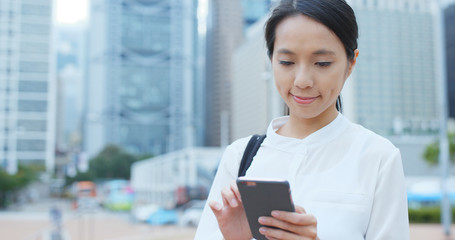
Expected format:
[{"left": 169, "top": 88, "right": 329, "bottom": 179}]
[
  {"left": 365, "top": 148, "right": 410, "bottom": 240},
  {"left": 194, "top": 138, "right": 249, "bottom": 240}
]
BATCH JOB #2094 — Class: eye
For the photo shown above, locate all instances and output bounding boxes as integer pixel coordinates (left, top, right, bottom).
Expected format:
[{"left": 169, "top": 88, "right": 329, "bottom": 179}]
[
  {"left": 315, "top": 62, "right": 332, "bottom": 67},
  {"left": 279, "top": 60, "right": 294, "bottom": 66}
]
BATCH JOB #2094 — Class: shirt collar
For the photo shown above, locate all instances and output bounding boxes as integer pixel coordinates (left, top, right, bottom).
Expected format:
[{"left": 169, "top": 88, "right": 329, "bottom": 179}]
[{"left": 264, "top": 113, "right": 349, "bottom": 153}]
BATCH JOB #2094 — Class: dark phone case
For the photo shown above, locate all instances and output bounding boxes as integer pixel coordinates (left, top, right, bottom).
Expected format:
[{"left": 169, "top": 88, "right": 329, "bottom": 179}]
[{"left": 236, "top": 178, "right": 295, "bottom": 240}]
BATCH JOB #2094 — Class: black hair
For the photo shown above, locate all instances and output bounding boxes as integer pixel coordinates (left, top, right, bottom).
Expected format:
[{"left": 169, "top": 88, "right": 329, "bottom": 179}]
[{"left": 265, "top": 0, "right": 358, "bottom": 112}]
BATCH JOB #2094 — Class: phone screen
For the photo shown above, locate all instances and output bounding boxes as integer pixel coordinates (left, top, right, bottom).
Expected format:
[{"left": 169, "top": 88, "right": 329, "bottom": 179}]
[{"left": 236, "top": 177, "right": 295, "bottom": 240}]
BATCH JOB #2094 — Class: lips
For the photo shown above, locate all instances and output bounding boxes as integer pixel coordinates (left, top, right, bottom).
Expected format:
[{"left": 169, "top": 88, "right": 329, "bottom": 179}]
[{"left": 292, "top": 95, "right": 318, "bottom": 104}]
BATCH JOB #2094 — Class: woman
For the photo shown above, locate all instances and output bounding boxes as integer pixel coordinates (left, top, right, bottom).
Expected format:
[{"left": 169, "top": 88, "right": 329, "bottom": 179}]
[{"left": 196, "top": 0, "right": 409, "bottom": 239}]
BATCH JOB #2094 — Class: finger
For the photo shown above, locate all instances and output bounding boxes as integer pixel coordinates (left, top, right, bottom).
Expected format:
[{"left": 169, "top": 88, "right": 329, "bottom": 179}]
[
  {"left": 230, "top": 181, "right": 242, "bottom": 202},
  {"left": 209, "top": 201, "right": 223, "bottom": 219},
  {"left": 259, "top": 216, "right": 313, "bottom": 237},
  {"left": 221, "top": 186, "right": 239, "bottom": 207},
  {"left": 261, "top": 213, "right": 318, "bottom": 238},
  {"left": 295, "top": 205, "right": 306, "bottom": 214},
  {"left": 265, "top": 236, "right": 280, "bottom": 240},
  {"left": 272, "top": 211, "right": 317, "bottom": 227},
  {"left": 259, "top": 227, "right": 300, "bottom": 240}
]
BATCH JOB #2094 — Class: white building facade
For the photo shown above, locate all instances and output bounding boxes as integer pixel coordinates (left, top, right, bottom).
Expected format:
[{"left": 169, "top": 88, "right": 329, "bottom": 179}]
[
  {"left": 130, "top": 147, "right": 222, "bottom": 207},
  {"left": 0, "top": 0, "right": 56, "bottom": 174}
]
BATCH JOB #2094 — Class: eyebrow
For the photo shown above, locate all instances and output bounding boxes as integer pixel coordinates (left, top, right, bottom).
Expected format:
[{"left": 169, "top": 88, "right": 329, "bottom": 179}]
[
  {"left": 276, "top": 49, "right": 295, "bottom": 55},
  {"left": 312, "top": 49, "right": 336, "bottom": 56},
  {"left": 276, "top": 48, "right": 336, "bottom": 56}
]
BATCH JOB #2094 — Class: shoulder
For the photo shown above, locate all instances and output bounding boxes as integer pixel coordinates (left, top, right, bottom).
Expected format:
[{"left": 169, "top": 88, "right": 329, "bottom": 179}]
[
  {"left": 218, "top": 135, "right": 253, "bottom": 171},
  {"left": 344, "top": 120, "right": 399, "bottom": 158}
]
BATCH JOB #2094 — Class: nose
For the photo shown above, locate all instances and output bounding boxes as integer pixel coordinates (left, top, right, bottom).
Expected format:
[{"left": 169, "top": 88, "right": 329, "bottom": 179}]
[{"left": 294, "top": 65, "right": 313, "bottom": 89}]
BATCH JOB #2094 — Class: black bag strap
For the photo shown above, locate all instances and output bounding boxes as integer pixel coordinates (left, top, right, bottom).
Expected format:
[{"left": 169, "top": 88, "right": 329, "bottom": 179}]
[{"left": 238, "top": 134, "right": 266, "bottom": 177}]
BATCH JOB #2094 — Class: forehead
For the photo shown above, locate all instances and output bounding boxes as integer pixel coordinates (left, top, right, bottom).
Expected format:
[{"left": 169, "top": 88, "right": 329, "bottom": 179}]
[{"left": 274, "top": 14, "right": 345, "bottom": 55}]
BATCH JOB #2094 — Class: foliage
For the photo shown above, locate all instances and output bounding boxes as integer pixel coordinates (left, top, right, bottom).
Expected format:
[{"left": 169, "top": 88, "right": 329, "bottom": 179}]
[
  {"left": 408, "top": 207, "right": 455, "bottom": 223},
  {"left": 422, "top": 132, "right": 455, "bottom": 166},
  {"left": 66, "top": 145, "right": 152, "bottom": 186},
  {"left": 0, "top": 164, "right": 39, "bottom": 208}
]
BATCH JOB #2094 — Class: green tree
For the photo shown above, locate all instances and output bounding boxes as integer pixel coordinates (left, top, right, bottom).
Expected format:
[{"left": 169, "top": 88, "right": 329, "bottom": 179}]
[
  {"left": 89, "top": 145, "right": 138, "bottom": 179},
  {"left": 66, "top": 145, "right": 150, "bottom": 185},
  {"left": 423, "top": 132, "right": 455, "bottom": 165},
  {"left": 0, "top": 165, "right": 38, "bottom": 208}
]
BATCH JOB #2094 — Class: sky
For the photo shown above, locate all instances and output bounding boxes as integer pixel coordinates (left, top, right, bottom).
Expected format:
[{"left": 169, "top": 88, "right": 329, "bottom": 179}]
[{"left": 55, "top": 0, "right": 88, "bottom": 24}]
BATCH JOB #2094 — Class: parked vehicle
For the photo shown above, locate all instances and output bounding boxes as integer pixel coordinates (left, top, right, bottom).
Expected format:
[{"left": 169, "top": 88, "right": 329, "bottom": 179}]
[
  {"left": 179, "top": 200, "right": 206, "bottom": 227},
  {"left": 146, "top": 208, "right": 179, "bottom": 225},
  {"left": 101, "top": 179, "right": 134, "bottom": 211},
  {"left": 132, "top": 204, "right": 160, "bottom": 222},
  {"left": 72, "top": 181, "right": 98, "bottom": 209}
]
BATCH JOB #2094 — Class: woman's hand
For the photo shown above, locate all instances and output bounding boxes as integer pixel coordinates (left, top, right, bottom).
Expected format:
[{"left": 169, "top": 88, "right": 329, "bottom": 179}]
[
  {"left": 257, "top": 205, "right": 319, "bottom": 240},
  {"left": 209, "top": 181, "right": 252, "bottom": 240}
]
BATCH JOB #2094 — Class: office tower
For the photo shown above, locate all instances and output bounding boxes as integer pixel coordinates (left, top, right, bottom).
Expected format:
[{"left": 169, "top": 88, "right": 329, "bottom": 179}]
[
  {"left": 231, "top": 17, "right": 284, "bottom": 140},
  {"left": 242, "top": 0, "right": 271, "bottom": 29},
  {"left": 85, "top": 0, "right": 199, "bottom": 157},
  {"left": 0, "top": 0, "right": 55, "bottom": 174},
  {"left": 446, "top": 3, "right": 455, "bottom": 119},
  {"left": 347, "top": 0, "right": 439, "bottom": 136},
  {"left": 205, "top": 0, "right": 244, "bottom": 146}
]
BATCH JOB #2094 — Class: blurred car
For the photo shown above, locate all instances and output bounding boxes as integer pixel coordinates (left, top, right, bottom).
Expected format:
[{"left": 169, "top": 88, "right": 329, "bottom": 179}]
[
  {"left": 147, "top": 208, "right": 179, "bottom": 225},
  {"left": 132, "top": 204, "right": 160, "bottom": 222},
  {"left": 179, "top": 200, "right": 206, "bottom": 227},
  {"left": 102, "top": 179, "right": 134, "bottom": 211}
]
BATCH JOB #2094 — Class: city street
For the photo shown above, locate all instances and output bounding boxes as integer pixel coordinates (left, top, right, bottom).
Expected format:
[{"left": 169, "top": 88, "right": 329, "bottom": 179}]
[
  {"left": 0, "top": 198, "right": 195, "bottom": 240},
  {"left": 1, "top": 198, "right": 455, "bottom": 240}
]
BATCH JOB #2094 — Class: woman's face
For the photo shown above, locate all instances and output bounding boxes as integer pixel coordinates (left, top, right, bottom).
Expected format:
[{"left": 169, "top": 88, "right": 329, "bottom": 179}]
[{"left": 272, "top": 14, "right": 358, "bottom": 122}]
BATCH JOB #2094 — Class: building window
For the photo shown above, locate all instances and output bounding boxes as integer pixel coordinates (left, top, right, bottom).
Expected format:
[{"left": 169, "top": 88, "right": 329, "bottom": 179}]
[
  {"left": 20, "top": 42, "right": 49, "bottom": 54},
  {"left": 16, "top": 139, "right": 46, "bottom": 151},
  {"left": 17, "top": 120, "right": 47, "bottom": 132},
  {"left": 21, "top": 4, "right": 50, "bottom": 16},
  {"left": 17, "top": 100, "right": 47, "bottom": 112},
  {"left": 18, "top": 81, "right": 48, "bottom": 93},
  {"left": 19, "top": 61, "right": 48, "bottom": 73}
]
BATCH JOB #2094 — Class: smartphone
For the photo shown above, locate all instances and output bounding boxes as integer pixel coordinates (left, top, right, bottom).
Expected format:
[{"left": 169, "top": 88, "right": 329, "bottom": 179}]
[{"left": 236, "top": 177, "right": 295, "bottom": 240}]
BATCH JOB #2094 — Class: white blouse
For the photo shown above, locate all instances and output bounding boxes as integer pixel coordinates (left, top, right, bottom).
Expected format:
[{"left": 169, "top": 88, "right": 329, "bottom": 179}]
[{"left": 195, "top": 113, "right": 410, "bottom": 240}]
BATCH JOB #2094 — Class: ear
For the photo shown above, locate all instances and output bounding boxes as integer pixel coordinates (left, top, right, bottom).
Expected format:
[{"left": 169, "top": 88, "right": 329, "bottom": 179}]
[{"left": 347, "top": 49, "right": 359, "bottom": 77}]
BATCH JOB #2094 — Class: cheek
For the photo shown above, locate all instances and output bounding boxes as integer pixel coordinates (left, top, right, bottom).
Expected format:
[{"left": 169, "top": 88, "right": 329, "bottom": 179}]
[{"left": 321, "top": 69, "right": 346, "bottom": 91}]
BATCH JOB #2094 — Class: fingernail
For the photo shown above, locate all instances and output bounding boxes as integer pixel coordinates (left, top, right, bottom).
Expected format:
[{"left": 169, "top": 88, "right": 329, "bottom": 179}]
[
  {"left": 271, "top": 211, "right": 280, "bottom": 217},
  {"left": 211, "top": 201, "right": 222, "bottom": 211},
  {"left": 259, "top": 227, "right": 266, "bottom": 234},
  {"left": 258, "top": 217, "right": 266, "bottom": 224},
  {"left": 231, "top": 199, "right": 238, "bottom": 207}
]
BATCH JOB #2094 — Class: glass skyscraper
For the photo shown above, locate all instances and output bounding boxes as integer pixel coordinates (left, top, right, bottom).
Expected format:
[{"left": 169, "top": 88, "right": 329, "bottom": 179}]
[
  {"left": 85, "top": 0, "right": 199, "bottom": 157},
  {"left": 0, "top": 0, "right": 55, "bottom": 174},
  {"left": 204, "top": 0, "right": 244, "bottom": 146},
  {"left": 348, "top": 0, "right": 439, "bottom": 136}
]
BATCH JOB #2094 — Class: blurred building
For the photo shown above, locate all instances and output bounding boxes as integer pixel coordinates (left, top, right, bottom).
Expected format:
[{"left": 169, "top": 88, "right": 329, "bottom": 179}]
[
  {"left": 231, "top": 17, "right": 284, "bottom": 140},
  {"left": 130, "top": 147, "right": 222, "bottom": 207},
  {"left": 242, "top": 0, "right": 272, "bottom": 29},
  {"left": 446, "top": 3, "right": 455, "bottom": 119},
  {"left": 85, "top": 0, "right": 200, "bottom": 157},
  {"left": 0, "top": 0, "right": 56, "bottom": 174},
  {"left": 55, "top": 23, "right": 88, "bottom": 177},
  {"left": 346, "top": 0, "right": 439, "bottom": 136},
  {"left": 204, "top": 0, "right": 244, "bottom": 146}
]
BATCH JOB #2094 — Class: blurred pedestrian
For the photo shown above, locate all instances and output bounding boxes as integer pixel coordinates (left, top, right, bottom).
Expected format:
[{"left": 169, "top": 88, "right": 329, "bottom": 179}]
[{"left": 50, "top": 205, "right": 62, "bottom": 240}]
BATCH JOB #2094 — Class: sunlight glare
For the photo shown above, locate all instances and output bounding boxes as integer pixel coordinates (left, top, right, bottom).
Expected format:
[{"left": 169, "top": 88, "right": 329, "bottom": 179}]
[{"left": 56, "top": 0, "right": 88, "bottom": 24}]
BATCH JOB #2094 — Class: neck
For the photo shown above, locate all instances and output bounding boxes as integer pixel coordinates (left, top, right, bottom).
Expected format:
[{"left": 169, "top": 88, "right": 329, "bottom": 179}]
[{"left": 277, "top": 107, "right": 339, "bottom": 139}]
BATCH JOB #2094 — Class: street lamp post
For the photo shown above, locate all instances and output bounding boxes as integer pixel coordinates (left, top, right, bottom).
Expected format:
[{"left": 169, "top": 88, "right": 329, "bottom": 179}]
[{"left": 435, "top": 0, "right": 451, "bottom": 236}]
